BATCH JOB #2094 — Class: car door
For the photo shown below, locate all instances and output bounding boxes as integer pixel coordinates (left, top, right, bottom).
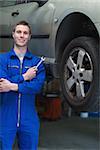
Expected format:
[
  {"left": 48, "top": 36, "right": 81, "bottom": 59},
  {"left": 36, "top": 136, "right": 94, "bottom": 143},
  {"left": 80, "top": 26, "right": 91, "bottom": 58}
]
[{"left": 0, "top": 0, "right": 39, "bottom": 51}]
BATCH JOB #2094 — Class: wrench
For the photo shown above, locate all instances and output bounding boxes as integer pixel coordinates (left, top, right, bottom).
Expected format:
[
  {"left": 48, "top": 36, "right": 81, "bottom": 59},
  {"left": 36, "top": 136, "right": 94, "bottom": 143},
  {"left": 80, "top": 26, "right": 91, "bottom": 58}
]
[{"left": 34, "top": 56, "right": 45, "bottom": 69}]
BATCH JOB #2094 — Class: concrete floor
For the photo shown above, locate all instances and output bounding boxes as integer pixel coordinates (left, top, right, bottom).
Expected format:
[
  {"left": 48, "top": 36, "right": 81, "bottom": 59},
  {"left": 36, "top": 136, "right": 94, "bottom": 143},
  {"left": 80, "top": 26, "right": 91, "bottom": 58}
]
[{"left": 38, "top": 116, "right": 99, "bottom": 150}]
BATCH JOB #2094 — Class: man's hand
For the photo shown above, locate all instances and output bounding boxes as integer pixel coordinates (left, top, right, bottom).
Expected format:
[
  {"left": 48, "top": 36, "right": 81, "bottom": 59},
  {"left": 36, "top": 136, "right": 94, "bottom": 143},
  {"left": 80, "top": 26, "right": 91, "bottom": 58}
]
[
  {"left": 0, "top": 78, "right": 18, "bottom": 92},
  {"left": 23, "top": 67, "right": 38, "bottom": 81}
]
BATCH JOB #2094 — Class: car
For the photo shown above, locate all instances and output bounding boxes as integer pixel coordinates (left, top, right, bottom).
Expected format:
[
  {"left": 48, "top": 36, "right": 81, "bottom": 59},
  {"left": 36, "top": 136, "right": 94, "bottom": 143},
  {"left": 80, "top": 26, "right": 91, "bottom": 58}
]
[{"left": 0, "top": 0, "right": 99, "bottom": 112}]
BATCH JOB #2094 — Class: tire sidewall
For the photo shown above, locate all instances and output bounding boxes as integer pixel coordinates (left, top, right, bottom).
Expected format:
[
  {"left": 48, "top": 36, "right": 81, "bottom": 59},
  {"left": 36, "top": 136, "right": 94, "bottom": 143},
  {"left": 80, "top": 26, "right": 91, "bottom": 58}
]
[{"left": 60, "top": 37, "right": 98, "bottom": 110}]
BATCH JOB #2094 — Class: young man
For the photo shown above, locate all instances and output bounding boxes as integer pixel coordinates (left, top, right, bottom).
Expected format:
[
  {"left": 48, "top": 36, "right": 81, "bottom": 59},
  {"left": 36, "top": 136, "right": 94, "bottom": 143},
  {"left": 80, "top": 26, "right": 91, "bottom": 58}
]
[{"left": 0, "top": 21, "right": 45, "bottom": 150}]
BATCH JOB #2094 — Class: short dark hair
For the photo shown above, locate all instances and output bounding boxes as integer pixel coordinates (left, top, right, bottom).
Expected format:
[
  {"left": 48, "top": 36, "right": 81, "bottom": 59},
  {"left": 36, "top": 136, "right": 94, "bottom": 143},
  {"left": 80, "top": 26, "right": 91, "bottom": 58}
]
[{"left": 13, "top": 20, "right": 31, "bottom": 34}]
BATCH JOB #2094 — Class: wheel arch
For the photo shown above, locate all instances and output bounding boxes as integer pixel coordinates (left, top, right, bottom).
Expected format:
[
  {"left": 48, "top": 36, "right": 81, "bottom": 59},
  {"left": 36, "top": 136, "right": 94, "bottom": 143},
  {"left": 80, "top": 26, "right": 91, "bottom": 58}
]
[{"left": 55, "top": 12, "right": 99, "bottom": 67}]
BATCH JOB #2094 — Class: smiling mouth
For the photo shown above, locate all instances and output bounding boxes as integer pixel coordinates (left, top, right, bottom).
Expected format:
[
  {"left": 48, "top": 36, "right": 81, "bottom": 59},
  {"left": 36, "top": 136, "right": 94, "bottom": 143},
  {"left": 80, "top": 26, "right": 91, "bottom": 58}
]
[{"left": 19, "top": 40, "right": 25, "bottom": 43}]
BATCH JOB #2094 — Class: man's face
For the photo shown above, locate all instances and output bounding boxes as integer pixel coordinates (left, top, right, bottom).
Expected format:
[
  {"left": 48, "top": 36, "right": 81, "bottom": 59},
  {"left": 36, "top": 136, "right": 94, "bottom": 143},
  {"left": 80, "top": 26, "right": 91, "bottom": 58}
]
[{"left": 12, "top": 25, "right": 31, "bottom": 47}]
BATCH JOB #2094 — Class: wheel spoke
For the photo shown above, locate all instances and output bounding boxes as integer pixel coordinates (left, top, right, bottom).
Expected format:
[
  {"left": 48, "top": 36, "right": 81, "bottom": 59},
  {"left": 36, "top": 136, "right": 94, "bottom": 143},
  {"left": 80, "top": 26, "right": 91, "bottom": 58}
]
[
  {"left": 82, "top": 70, "right": 93, "bottom": 82},
  {"left": 67, "top": 76, "right": 75, "bottom": 90},
  {"left": 80, "top": 81, "right": 85, "bottom": 97},
  {"left": 76, "top": 81, "right": 85, "bottom": 98},
  {"left": 77, "top": 49, "right": 85, "bottom": 68},
  {"left": 76, "top": 82, "right": 82, "bottom": 97},
  {"left": 67, "top": 56, "right": 76, "bottom": 71}
]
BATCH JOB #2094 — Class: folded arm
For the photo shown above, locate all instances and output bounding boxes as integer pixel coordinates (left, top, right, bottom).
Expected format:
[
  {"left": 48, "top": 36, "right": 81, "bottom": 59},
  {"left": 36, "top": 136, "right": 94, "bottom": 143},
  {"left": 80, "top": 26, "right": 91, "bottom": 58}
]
[
  {"left": 0, "top": 54, "right": 45, "bottom": 94},
  {"left": 18, "top": 67, "right": 45, "bottom": 94},
  {"left": 0, "top": 54, "right": 38, "bottom": 83},
  {"left": 0, "top": 67, "right": 45, "bottom": 94}
]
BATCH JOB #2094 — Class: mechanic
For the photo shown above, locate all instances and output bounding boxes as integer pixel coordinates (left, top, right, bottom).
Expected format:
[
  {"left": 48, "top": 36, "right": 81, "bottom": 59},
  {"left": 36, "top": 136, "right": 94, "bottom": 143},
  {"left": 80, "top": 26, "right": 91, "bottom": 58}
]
[{"left": 0, "top": 20, "right": 45, "bottom": 150}]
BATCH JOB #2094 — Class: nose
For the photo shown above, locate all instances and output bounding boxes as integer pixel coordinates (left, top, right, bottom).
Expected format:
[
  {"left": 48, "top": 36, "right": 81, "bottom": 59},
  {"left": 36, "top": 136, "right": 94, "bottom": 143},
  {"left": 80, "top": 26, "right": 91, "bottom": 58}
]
[{"left": 20, "top": 32, "right": 24, "bottom": 37}]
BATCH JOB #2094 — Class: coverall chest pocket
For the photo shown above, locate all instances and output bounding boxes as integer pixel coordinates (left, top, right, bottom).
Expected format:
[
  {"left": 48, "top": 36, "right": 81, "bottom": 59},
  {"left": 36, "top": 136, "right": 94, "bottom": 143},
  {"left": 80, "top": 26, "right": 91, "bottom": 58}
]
[{"left": 7, "top": 64, "right": 19, "bottom": 77}]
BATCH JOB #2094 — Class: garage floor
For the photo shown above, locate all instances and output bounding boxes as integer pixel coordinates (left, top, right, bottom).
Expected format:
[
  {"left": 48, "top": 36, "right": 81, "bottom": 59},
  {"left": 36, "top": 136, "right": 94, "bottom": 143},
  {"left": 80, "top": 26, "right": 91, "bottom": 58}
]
[{"left": 38, "top": 116, "right": 99, "bottom": 150}]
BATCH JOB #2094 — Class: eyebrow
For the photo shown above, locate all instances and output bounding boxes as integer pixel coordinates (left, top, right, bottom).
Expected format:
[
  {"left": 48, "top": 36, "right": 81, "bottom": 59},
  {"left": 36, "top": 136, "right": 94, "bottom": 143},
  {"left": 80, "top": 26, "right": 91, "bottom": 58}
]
[{"left": 16, "top": 30, "right": 29, "bottom": 33}]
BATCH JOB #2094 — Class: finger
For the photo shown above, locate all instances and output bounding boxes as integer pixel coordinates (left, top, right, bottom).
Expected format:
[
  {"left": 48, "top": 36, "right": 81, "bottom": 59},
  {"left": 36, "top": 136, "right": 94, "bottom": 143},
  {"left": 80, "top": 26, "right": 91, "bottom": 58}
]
[
  {"left": 32, "top": 66, "right": 38, "bottom": 71},
  {"left": 0, "top": 78, "right": 5, "bottom": 82},
  {"left": 0, "top": 78, "right": 3, "bottom": 82},
  {"left": 32, "top": 66, "right": 37, "bottom": 69}
]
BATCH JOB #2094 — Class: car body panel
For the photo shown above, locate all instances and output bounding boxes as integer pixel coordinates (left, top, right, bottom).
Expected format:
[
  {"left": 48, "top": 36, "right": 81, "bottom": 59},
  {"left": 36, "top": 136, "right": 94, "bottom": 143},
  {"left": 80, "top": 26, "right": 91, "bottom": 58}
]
[{"left": 49, "top": 0, "right": 100, "bottom": 57}]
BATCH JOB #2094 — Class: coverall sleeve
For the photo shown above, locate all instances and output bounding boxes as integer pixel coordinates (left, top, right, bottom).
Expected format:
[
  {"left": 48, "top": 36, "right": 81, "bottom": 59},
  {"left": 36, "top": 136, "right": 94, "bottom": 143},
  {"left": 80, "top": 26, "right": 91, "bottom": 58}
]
[
  {"left": 0, "top": 54, "right": 24, "bottom": 83},
  {"left": 18, "top": 64, "right": 46, "bottom": 94}
]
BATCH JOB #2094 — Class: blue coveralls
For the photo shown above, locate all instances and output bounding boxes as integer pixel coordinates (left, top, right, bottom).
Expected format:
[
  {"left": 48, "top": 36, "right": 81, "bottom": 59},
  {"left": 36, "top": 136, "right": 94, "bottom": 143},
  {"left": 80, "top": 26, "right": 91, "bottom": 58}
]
[{"left": 0, "top": 49, "right": 45, "bottom": 150}]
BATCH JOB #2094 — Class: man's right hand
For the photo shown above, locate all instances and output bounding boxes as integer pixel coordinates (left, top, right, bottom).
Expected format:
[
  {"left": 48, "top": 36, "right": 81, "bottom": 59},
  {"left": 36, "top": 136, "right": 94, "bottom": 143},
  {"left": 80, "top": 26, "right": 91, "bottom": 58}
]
[
  {"left": 23, "top": 66, "right": 38, "bottom": 81},
  {"left": 0, "top": 78, "right": 18, "bottom": 92}
]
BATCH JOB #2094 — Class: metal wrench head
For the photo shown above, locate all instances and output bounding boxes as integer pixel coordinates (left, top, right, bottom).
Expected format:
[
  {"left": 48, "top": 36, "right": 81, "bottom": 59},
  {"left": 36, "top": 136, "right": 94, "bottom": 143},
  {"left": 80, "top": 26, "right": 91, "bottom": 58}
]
[{"left": 41, "top": 56, "right": 45, "bottom": 61}]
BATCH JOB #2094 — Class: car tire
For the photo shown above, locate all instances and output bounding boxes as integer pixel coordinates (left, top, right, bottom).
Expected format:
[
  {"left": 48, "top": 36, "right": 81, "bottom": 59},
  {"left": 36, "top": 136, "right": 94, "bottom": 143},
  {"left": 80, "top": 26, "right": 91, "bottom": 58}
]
[{"left": 60, "top": 36, "right": 99, "bottom": 111}]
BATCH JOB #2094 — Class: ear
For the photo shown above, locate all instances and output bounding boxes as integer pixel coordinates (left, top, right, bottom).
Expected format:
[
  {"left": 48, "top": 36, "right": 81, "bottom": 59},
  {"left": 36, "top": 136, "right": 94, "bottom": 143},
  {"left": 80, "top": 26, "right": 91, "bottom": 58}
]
[{"left": 12, "top": 32, "right": 14, "bottom": 38}]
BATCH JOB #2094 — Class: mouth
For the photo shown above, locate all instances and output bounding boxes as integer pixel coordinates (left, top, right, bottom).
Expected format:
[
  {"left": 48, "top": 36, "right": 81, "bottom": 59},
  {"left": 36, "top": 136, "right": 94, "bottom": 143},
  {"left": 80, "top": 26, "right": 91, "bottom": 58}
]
[
  {"left": 18, "top": 40, "right": 26, "bottom": 44},
  {"left": 19, "top": 39, "right": 25, "bottom": 42}
]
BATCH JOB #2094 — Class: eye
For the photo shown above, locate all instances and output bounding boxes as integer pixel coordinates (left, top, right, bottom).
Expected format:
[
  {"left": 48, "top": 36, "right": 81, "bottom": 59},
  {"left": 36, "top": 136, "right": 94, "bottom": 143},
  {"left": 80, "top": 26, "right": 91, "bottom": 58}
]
[
  {"left": 16, "top": 30, "right": 21, "bottom": 34},
  {"left": 24, "top": 31, "right": 29, "bottom": 35}
]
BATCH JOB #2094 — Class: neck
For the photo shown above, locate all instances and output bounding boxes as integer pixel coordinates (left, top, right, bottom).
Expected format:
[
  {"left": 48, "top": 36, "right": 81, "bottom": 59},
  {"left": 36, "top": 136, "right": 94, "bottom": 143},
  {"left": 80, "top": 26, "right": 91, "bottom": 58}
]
[{"left": 13, "top": 44, "right": 27, "bottom": 55}]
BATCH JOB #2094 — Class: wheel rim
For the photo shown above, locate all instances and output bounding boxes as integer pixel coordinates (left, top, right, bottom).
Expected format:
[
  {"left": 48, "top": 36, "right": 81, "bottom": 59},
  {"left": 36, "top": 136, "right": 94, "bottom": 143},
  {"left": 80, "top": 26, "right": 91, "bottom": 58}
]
[{"left": 64, "top": 47, "right": 93, "bottom": 100}]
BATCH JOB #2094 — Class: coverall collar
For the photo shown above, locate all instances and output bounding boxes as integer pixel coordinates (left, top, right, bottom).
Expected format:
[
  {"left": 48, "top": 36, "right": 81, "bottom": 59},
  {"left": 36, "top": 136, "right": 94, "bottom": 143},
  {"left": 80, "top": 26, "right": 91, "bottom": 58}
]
[{"left": 9, "top": 48, "right": 33, "bottom": 59}]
